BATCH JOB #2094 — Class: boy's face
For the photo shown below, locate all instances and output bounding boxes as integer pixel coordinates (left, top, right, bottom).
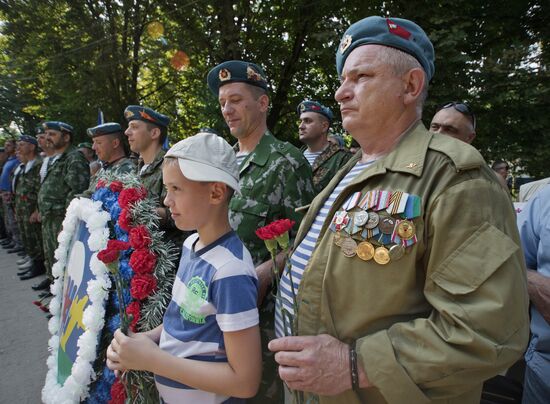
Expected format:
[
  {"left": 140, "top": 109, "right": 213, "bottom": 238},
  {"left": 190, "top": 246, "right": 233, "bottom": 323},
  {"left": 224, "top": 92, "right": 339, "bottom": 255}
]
[{"left": 162, "top": 162, "right": 214, "bottom": 231}]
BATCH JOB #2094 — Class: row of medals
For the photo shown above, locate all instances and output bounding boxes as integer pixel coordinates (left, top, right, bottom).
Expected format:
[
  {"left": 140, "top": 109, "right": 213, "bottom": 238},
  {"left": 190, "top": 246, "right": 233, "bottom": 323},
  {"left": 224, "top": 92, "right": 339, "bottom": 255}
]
[{"left": 332, "top": 209, "right": 416, "bottom": 265}]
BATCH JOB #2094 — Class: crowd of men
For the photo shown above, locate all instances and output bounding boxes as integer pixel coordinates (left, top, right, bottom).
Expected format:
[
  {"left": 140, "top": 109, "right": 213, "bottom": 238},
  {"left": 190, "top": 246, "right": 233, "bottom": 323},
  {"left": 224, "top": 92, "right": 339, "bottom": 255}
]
[{"left": 1, "top": 13, "right": 549, "bottom": 404}]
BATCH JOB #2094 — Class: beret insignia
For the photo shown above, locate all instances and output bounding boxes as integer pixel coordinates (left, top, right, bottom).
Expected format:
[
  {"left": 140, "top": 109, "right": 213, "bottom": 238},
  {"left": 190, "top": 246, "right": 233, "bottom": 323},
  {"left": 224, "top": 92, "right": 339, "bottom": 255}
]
[
  {"left": 299, "top": 103, "right": 306, "bottom": 113},
  {"left": 386, "top": 18, "right": 411, "bottom": 40},
  {"left": 139, "top": 110, "right": 157, "bottom": 123},
  {"left": 219, "top": 68, "right": 231, "bottom": 81},
  {"left": 247, "top": 65, "right": 262, "bottom": 81},
  {"left": 124, "top": 110, "right": 134, "bottom": 119},
  {"left": 339, "top": 34, "right": 352, "bottom": 54}
]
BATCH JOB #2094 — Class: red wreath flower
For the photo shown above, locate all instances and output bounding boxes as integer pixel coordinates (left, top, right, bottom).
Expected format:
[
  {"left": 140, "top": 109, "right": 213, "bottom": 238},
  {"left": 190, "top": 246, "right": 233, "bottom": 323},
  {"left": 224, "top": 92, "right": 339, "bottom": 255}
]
[
  {"left": 126, "top": 300, "right": 141, "bottom": 332},
  {"left": 97, "top": 248, "right": 120, "bottom": 264},
  {"left": 129, "top": 249, "right": 157, "bottom": 274},
  {"left": 129, "top": 225, "right": 151, "bottom": 250},
  {"left": 118, "top": 208, "right": 132, "bottom": 231},
  {"left": 96, "top": 179, "right": 106, "bottom": 190},
  {"left": 109, "top": 181, "right": 123, "bottom": 193},
  {"left": 118, "top": 187, "right": 147, "bottom": 209},
  {"left": 130, "top": 273, "right": 157, "bottom": 300},
  {"left": 107, "top": 239, "right": 130, "bottom": 251},
  {"left": 108, "top": 379, "right": 126, "bottom": 404}
]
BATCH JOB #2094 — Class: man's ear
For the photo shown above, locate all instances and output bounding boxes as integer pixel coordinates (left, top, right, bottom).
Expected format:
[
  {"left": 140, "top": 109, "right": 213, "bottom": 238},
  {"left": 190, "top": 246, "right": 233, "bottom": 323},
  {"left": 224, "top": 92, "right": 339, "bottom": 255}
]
[
  {"left": 150, "top": 126, "right": 161, "bottom": 141},
  {"left": 402, "top": 67, "right": 425, "bottom": 107}
]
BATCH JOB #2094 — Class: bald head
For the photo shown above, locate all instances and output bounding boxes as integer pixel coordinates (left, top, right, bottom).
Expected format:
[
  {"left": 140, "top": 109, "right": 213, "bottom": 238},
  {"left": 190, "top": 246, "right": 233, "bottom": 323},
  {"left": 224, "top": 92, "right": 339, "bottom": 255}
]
[{"left": 430, "top": 108, "right": 476, "bottom": 144}]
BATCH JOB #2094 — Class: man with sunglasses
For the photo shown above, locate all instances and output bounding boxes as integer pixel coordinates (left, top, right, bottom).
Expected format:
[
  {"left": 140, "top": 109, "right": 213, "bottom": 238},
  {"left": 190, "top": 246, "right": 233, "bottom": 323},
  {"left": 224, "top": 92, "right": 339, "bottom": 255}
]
[{"left": 430, "top": 101, "right": 476, "bottom": 144}]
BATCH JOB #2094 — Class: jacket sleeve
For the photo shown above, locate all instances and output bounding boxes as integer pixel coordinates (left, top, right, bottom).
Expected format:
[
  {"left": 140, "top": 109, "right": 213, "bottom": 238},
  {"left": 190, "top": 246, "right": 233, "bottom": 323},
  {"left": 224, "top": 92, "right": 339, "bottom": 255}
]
[
  {"left": 64, "top": 155, "right": 91, "bottom": 208},
  {"left": 357, "top": 178, "right": 530, "bottom": 402},
  {"left": 281, "top": 158, "right": 315, "bottom": 234}
]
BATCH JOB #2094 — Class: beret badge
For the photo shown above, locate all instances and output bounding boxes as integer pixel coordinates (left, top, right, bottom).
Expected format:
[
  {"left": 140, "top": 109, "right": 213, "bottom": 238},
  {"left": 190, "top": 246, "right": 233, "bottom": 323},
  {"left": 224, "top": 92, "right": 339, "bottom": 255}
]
[
  {"left": 339, "top": 34, "right": 352, "bottom": 54},
  {"left": 299, "top": 103, "right": 306, "bottom": 113},
  {"left": 246, "top": 65, "right": 263, "bottom": 82},
  {"left": 219, "top": 68, "right": 231, "bottom": 82},
  {"left": 124, "top": 110, "right": 134, "bottom": 119}
]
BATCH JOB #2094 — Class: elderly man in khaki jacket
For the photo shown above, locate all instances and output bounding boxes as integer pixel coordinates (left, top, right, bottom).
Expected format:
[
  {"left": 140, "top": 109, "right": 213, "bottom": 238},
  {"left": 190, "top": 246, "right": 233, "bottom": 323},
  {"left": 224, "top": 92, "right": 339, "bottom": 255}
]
[{"left": 269, "top": 16, "right": 529, "bottom": 404}]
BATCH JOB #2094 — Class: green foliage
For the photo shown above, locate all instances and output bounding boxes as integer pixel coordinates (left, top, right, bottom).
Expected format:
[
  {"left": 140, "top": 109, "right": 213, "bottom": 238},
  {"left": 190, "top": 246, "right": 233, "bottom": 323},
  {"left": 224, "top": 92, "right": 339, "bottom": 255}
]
[{"left": 0, "top": 0, "right": 548, "bottom": 175}]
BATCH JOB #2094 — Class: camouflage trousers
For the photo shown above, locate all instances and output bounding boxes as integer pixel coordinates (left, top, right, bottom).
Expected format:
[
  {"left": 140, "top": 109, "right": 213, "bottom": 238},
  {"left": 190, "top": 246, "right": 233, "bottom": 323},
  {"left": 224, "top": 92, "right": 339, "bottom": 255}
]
[
  {"left": 2, "top": 197, "right": 21, "bottom": 244},
  {"left": 15, "top": 202, "right": 43, "bottom": 261},
  {"left": 41, "top": 211, "right": 64, "bottom": 280}
]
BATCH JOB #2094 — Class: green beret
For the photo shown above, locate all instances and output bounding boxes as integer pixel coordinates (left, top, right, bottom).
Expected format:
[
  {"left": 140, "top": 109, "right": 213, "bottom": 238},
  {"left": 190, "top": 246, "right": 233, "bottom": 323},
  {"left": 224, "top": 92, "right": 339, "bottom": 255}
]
[
  {"left": 207, "top": 60, "right": 268, "bottom": 96},
  {"left": 297, "top": 100, "right": 334, "bottom": 123},
  {"left": 336, "top": 16, "right": 435, "bottom": 81},
  {"left": 124, "top": 105, "right": 170, "bottom": 128},
  {"left": 87, "top": 122, "right": 123, "bottom": 138},
  {"left": 43, "top": 121, "right": 74, "bottom": 133}
]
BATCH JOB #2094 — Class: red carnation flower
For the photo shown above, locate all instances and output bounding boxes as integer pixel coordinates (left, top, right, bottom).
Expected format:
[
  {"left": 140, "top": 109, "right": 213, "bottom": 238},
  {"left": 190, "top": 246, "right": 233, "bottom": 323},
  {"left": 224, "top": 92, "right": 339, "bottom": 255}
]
[
  {"left": 39, "top": 305, "right": 50, "bottom": 313},
  {"left": 96, "top": 179, "right": 106, "bottom": 190},
  {"left": 118, "top": 208, "right": 132, "bottom": 231},
  {"left": 109, "top": 181, "right": 123, "bottom": 193},
  {"left": 255, "top": 226, "right": 276, "bottom": 240},
  {"left": 129, "top": 225, "right": 151, "bottom": 250},
  {"left": 129, "top": 249, "right": 157, "bottom": 275},
  {"left": 32, "top": 300, "right": 41, "bottom": 307},
  {"left": 107, "top": 239, "right": 130, "bottom": 251},
  {"left": 270, "top": 219, "right": 295, "bottom": 236},
  {"left": 97, "top": 248, "right": 120, "bottom": 264},
  {"left": 118, "top": 187, "right": 147, "bottom": 209},
  {"left": 126, "top": 301, "right": 141, "bottom": 332},
  {"left": 108, "top": 380, "right": 126, "bottom": 404},
  {"left": 130, "top": 273, "right": 157, "bottom": 300}
]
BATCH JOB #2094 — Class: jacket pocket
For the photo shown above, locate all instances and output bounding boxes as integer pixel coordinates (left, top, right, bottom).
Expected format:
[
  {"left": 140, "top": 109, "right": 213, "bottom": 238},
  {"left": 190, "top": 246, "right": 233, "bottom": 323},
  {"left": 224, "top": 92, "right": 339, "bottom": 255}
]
[
  {"left": 229, "top": 197, "right": 270, "bottom": 229},
  {"left": 430, "top": 222, "right": 518, "bottom": 294}
]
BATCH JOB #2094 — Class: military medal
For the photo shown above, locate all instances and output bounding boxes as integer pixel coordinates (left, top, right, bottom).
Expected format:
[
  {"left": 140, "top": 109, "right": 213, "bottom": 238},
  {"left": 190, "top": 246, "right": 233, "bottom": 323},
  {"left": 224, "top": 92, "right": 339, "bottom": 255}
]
[
  {"left": 334, "top": 231, "right": 344, "bottom": 246},
  {"left": 365, "top": 211, "right": 380, "bottom": 229},
  {"left": 396, "top": 219, "right": 416, "bottom": 240},
  {"left": 356, "top": 241, "right": 375, "bottom": 261},
  {"left": 388, "top": 244, "right": 405, "bottom": 261},
  {"left": 373, "top": 246, "right": 391, "bottom": 265},
  {"left": 332, "top": 211, "right": 349, "bottom": 231},
  {"left": 354, "top": 211, "right": 369, "bottom": 226},
  {"left": 341, "top": 237, "right": 358, "bottom": 258},
  {"left": 378, "top": 215, "right": 396, "bottom": 234}
]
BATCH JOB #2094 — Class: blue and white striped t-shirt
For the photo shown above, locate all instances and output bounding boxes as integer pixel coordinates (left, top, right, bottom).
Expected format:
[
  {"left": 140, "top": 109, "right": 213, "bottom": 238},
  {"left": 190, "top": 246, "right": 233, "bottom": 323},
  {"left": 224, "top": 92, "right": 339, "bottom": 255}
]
[
  {"left": 236, "top": 152, "right": 249, "bottom": 168},
  {"left": 303, "top": 150, "right": 322, "bottom": 166},
  {"left": 156, "top": 231, "right": 259, "bottom": 404},
  {"left": 275, "top": 160, "right": 374, "bottom": 338}
]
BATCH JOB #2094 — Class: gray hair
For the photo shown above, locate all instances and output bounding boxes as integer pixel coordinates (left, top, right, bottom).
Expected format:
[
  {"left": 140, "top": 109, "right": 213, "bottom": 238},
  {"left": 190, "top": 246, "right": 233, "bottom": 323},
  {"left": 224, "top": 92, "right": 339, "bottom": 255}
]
[{"left": 376, "top": 46, "right": 429, "bottom": 114}]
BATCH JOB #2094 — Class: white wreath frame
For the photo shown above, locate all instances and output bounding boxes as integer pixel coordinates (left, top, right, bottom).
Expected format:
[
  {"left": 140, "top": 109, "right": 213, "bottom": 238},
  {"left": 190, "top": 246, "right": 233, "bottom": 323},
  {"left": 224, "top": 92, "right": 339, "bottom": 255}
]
[{"left": 42, "top": 197, "right": 112, "bottom": 404}]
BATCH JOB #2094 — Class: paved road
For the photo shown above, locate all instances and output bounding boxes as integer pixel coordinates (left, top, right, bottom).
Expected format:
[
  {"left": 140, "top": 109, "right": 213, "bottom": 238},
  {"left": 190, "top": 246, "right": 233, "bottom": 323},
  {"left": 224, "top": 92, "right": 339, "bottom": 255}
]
[{"left": 0, "top": 248, "right": 50, "bottom": 403}]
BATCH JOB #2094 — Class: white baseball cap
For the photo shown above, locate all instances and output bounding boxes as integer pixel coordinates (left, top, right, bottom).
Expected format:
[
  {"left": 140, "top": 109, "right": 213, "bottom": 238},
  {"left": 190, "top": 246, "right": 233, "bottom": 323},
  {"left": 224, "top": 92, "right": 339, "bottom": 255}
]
[{"left": 165, "top": 131, "right": 240, "bottom": 193}]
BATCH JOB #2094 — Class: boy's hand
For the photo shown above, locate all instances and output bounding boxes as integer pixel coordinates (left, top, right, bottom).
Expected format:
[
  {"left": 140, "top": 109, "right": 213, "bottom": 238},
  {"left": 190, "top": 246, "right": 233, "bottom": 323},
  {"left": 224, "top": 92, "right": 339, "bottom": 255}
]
[{"left": 107, "top": 329, "right": 160, "bottom": 372}]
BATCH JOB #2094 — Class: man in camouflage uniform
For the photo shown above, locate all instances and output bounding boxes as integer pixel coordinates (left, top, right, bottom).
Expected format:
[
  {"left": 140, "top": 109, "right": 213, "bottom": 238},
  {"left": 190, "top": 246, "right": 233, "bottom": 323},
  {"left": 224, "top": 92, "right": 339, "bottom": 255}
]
[
  {"left": 14, "top": 135, "right": 45, "bottom": 281},
  {"left": 207, "top": 60, "right": 315, "bottom": 403},
  {"left": 297, "top": 100, "right": 352, "bottom": 194},
  {"left": 124, "top": 105, "right": 187, "bottom": 247},
  {"left": 79, "top": 123, "right": 135, "bottom": 198},
  {"left": 36, "top": 121, "right": 90, "bottom": 291}
]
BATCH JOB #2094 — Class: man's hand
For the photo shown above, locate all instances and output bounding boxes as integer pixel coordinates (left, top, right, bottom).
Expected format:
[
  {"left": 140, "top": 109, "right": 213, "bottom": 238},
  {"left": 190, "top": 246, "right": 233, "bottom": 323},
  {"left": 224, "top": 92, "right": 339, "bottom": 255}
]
[
  {"left": 527, "top": 269, "right": 550, "bottom": 324},
  {"left": 106, "top": 329, "right": 159, "bottom": 373},
  {"left": 29, "top": 210, "right": 40, "bottom": 223},
  {"left": 269, "top": 334, "right": 356, "bottom": 395}
]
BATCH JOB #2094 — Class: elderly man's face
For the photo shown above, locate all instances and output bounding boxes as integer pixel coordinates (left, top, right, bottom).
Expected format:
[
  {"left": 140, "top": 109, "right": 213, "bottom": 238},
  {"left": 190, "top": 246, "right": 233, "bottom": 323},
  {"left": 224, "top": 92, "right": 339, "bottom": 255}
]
[
  {"left": 335, "top": 44, "right": 405, "bottom": 137},
  {"left": 430, "top": 108, "right": 475, "bottom": 144}
]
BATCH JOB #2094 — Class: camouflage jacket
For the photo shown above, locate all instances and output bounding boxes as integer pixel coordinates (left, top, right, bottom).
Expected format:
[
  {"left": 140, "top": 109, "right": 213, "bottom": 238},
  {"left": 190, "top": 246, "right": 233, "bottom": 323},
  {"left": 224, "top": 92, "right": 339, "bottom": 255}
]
[
  {"left": 137, "top": 149, "right": 187, "bottom": 246},
  {"left": 80, "top": 157, "right": 136, "bottom": 198},
  {"left": 14, "top": 157, "right": 42, "bottom": 213},
  {"left": 308, "top": 142, "right": 352, "bottom": 194},
  {"left": 38, "top": 146, "right": 91, "bottom": 215},
  {"left": 230, "top": 131, "right": 315, "bottom": 265}
]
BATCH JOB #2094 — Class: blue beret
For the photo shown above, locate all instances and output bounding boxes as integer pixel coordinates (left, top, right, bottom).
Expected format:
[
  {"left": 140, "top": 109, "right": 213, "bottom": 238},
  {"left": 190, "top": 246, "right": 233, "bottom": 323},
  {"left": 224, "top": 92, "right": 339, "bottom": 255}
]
[
  {"left": 87, "top": 122, "right": 123, "bottom": 138},
  {"left": 336, "top": 16, "right": 435, "bottom": 81},
  {"left": 207, "top": 60, "right": 268, "bottom": 96},
  {"left": 124, "top": 105, "right": 170, "bottom": 128},
  {"left": 77, "top": 142, "right": 93, "bottom": 149},
  {"left": 43, "top": 121, "right": 74, "bottom": 133},
  {"left": 297, "top": 100, "right": 334, "bottom": 123},
  {"left": 18, "top": 135, "right": 38, "bottom": 146},
  {"left": 35, "top": 125, "right": 46, "bottom": 135}
]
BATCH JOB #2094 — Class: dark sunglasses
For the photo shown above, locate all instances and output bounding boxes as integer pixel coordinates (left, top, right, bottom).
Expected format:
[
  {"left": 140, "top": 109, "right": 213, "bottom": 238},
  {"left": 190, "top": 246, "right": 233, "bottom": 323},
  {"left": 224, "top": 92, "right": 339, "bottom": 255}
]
[{"left": 436, "top": 101, "right": 476, "bottom": 130}]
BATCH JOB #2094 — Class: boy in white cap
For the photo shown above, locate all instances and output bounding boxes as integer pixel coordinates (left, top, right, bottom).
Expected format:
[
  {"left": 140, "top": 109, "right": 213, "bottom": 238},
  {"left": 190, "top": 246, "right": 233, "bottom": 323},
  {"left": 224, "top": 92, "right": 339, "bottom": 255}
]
[{"left": 107, "top": 131, "right": 261, "bottom": 402}]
